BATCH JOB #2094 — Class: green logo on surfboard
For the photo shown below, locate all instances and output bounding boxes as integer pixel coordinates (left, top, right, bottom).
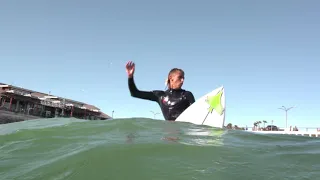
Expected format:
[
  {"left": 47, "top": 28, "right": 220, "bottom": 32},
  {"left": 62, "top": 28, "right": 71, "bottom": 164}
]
[{"left": 206, "top": 88, "right": 224, "bottom": 115}]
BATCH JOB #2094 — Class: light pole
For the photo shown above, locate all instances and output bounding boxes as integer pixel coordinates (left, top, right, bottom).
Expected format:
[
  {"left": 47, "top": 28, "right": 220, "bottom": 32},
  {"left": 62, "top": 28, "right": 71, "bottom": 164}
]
[
  {"left": 278, "top": 106, "right": 295, "bottom": 128},
  {"left": 150, "top": 111, "right": 160, "bottom": 119},
  {"left": 112, "top": 110, "right": 114, "bottom": 119}
]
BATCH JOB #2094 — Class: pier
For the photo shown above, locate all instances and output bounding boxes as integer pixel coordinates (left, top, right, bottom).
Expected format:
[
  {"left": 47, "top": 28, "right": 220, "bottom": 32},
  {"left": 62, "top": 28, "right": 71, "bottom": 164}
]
[{"left": 0, "top": 83, "right": 111, "bottom": 124}]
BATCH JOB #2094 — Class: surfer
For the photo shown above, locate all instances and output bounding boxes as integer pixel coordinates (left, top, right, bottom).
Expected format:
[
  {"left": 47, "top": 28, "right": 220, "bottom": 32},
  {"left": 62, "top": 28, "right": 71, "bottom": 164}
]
[{"left": 126, "top": 61, "right": 195, "bottom": 121}]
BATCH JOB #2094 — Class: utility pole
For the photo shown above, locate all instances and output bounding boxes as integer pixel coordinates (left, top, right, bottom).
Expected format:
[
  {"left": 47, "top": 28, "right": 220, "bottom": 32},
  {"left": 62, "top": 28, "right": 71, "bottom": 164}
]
[
  {"left": 278, "top": 106, "right": 295, "bottom": 129},
  {"left": 112, "top": 110, "right": 114, "bottom": 119},
  {"left": 150, "top": 111, "right": 160, "bottom": 119}
]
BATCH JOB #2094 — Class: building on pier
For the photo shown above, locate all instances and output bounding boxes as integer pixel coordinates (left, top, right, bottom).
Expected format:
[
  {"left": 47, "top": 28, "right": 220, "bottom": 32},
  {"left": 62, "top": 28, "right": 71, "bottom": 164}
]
[{"left": 0, "top": 83, "right": 111, "bottom": 123}]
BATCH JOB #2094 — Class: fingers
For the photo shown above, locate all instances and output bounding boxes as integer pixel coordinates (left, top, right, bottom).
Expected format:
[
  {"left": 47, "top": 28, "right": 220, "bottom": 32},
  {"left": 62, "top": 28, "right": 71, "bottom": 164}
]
[{"left": 126, "top": 61, "right": 135, "bottom": 68}]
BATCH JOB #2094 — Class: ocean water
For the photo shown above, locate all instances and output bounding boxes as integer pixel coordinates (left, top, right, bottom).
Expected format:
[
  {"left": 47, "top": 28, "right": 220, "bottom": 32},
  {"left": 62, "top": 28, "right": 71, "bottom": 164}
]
[{"left": 0, "top": 118, "right": 319, "bottom": 180}]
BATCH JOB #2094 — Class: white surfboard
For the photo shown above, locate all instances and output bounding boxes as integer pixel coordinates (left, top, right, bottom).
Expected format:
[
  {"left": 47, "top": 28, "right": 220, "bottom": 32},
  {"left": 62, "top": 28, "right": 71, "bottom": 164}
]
[{"left": 175, "top": 86, "right": 226, "bottom": 129}]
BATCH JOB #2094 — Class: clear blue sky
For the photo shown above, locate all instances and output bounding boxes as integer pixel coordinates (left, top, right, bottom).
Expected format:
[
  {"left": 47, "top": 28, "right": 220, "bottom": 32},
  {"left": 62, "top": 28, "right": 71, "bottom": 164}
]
[{"left": 1, "top": 0, "right": 319, "bottom": 128}]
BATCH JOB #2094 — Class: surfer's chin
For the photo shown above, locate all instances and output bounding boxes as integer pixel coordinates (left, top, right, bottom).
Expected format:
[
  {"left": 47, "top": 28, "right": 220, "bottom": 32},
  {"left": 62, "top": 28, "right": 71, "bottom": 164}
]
[
  {"left": 177, "top": 85, "right": 183, "bottom": 89},
  {"left": 171, "top": 83, "right": 183, "bottom": 89}
]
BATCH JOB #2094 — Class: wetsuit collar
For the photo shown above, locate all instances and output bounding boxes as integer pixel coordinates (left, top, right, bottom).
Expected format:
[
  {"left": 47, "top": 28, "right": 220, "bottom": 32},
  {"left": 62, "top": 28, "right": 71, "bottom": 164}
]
[{"left": 168, "top": 88, "right": 183, "bottom": 92}]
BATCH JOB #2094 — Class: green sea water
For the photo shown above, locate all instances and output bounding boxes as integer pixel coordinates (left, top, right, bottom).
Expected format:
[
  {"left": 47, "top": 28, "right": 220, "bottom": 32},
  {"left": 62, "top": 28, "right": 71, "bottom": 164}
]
[{"left": 1, "top": 118, "right": 319, "bottom": 180}]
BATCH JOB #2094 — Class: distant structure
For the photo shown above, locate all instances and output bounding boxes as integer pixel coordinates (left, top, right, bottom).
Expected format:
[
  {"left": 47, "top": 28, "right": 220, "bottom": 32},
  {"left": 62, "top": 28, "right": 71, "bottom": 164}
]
[{"left": 0, "top": 82, "right": 111, "bottom": 124}]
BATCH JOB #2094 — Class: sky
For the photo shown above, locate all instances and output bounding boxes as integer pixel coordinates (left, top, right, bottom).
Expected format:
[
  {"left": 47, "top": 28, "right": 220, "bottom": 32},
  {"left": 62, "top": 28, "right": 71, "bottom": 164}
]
[{"left": 1, "top": 0, "right": 319, "bottom": 129}]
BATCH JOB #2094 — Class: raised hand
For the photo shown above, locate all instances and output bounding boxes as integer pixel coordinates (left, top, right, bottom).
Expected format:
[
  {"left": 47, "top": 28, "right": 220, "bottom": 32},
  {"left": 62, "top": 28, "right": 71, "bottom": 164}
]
[{"left": 125, "top": 61, "right": 135, "bottom": 78}]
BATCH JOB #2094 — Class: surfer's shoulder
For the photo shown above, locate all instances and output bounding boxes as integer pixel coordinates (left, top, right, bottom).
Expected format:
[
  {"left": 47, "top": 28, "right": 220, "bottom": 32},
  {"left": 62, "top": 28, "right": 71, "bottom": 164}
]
[
  {"left": 182, "top": 90, "right": 195, "bottom": 103},
  {"left": 181, "top": 89, "right": 193, "bottom": 95},
  {"left": 151, "top": 90, "right": 165, "bottom": 97}
]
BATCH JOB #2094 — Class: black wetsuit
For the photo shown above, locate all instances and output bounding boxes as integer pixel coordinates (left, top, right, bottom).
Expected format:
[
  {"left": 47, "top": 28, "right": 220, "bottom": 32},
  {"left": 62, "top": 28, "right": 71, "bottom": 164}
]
[{"left": 128, "top": 77, "right": 195, "bottom": 121}]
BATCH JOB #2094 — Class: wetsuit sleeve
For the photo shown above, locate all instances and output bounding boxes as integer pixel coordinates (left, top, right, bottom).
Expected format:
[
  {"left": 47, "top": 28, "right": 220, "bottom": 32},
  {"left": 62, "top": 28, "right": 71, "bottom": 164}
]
[
  {"left": 128, "top": 77, "right": 158, "bottom": 102},
  {"left": 185, "top": 91, "right": 195, "bottom": 105}
]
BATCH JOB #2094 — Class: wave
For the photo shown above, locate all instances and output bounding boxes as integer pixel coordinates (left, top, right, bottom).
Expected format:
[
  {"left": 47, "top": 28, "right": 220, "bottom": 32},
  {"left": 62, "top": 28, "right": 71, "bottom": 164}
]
[{"left": 1, "top": 118, "right": 320, "bottom": 180}]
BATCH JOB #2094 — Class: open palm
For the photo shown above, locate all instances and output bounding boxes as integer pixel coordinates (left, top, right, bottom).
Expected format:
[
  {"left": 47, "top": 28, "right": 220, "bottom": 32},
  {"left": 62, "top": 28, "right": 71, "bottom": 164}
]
[{"left": 126, "top": 61, "right": 135, "bottom": 77}]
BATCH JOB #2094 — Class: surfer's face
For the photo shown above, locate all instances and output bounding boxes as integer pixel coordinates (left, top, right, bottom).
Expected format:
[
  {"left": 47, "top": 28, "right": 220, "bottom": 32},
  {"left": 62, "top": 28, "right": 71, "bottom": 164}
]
[{"left": 169, "top": 71, "right": 184, "bottom": 89}]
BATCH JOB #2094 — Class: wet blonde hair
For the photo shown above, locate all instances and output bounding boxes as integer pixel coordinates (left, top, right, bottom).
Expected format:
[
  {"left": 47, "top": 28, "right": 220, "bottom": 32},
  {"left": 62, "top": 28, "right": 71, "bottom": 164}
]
[{"left": 164, "top": 68, "right": 184, "bottom": 89}]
